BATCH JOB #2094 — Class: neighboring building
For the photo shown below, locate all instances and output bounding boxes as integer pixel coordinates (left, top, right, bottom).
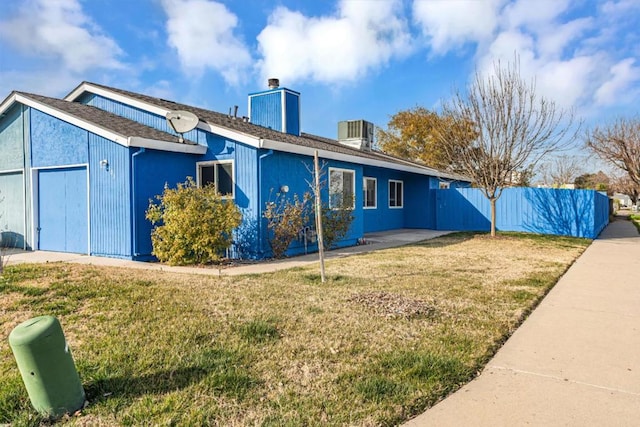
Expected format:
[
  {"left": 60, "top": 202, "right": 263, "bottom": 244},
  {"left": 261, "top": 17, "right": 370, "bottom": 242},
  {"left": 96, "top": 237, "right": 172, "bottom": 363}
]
[
  {"left": 0, "top": 80, "right": 469, "bottom": 260},
  {"left": 612, "top": 193, "right": 632, "bottom": 208}
]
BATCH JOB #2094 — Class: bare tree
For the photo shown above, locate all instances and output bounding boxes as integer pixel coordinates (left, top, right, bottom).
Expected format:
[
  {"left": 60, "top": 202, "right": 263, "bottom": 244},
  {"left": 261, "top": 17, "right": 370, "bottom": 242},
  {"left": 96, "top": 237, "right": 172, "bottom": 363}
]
[
  {"left": 610, "top": 174, "right": 640, "bottom": 204},
  {"left": 585, "top": 117, "right": 640, "bottom": 189},
  {"left": 440, "top": 58, "right": 577, "bottom": 236},
  {"left": 539, "top": 155, "right": 584, "bottom": 187}
]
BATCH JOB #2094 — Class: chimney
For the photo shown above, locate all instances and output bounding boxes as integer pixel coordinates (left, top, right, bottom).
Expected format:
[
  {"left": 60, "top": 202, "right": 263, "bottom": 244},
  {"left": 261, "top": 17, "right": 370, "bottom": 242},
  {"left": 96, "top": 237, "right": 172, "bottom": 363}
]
[
  {"left": 248, "top": 78, "right": 301, "bottom": 136},
  {"left": 268, "top": 78, "right": 280, "bottom": 89}
]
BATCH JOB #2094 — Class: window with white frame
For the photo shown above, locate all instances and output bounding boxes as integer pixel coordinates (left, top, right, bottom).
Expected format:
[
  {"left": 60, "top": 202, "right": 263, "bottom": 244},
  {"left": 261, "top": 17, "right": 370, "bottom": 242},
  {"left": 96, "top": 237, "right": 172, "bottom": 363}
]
[
  {"left": 363, "top": 177, "right": 377, "bottom": 208},
  {"left": 389, "top": 179, "right": 403, "bottom": 208},
  {"left": 439, "top": 181, "right": 450, "bottom": 189},
  {"left": 329, "top": 167, "right": 355, "bottom": 209},
  {"left": 197, "top": 161, "right": 234, "bottom": 198}
]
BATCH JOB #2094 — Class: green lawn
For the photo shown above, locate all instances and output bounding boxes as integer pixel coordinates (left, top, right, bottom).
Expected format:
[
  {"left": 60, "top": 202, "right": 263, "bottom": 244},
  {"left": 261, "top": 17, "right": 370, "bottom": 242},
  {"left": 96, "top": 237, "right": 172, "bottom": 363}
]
[{"left": 0, "top": 232, "right": 589, "bottom": 426}]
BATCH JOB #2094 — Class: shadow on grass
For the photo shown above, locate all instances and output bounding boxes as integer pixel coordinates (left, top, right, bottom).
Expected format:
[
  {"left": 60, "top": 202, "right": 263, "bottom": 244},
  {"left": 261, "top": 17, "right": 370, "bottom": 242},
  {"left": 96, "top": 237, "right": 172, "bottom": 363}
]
[
  {"left": 83, "top": 348, "right": 257, "bottom": 404},
  {"left": 84, "top": 367, "right": 208, "bottom": 401},
  {"left": 411, "top": 232, "right": 477, "bottom": 249}
]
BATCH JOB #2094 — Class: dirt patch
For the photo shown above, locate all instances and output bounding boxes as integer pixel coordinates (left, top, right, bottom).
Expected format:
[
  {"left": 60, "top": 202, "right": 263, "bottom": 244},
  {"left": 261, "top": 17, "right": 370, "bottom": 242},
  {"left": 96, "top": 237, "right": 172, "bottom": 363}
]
[{"left": 348, "top": 291, "right": 436, "bottom": 319}]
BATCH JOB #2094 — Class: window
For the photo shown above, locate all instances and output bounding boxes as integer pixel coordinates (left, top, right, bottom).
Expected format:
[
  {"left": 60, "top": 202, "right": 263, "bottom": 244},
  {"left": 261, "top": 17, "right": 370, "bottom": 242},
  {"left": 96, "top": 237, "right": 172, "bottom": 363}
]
[
  {"left": 197, "top": 161, "right": 234, "bottom": 198},
  {"left": 439, "top": 181, "right": 450, "bottom": 189},
  {"left": 389, "top": 180, "right": 403, "bottom": 208},
  {"left": 329, "top": 167, "right": 355, "bottom": 209},
  {"left": 363, "top": 177, "right": 377, "bottom": 208}
]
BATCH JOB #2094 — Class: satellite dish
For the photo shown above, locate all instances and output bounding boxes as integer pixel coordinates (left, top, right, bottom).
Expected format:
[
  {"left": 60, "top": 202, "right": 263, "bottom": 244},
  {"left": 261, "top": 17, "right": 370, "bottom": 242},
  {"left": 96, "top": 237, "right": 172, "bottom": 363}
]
[{"left": 166, "top": 110, "right": 199, "bottom": 142}]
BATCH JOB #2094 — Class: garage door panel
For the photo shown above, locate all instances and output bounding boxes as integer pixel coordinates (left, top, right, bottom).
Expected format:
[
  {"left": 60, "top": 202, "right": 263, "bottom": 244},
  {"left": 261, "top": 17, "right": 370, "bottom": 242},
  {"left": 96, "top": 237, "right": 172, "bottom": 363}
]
[
  {"left": 0, "top": 171, "right": 25, "bottom": 248},
  {"left": 38, "top": 167, "right": 88, "bottom": 253}
]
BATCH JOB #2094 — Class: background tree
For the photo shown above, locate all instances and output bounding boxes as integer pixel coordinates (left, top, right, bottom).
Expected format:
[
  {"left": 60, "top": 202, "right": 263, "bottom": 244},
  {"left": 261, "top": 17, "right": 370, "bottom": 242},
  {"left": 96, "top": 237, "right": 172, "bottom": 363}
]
[
  {"left": 585, "top": 117, "right": 640, "bottom": 189},
  {"left": 377, "top": 107, "right": 475, "bottom": 171},
  {"left": 610, "top": 174, "right": 640, "bottom": 203},
  {"left": 440, "top": 59, "right": 577, "bottom": 236},
  {"left": 574, "top": 171, "right": 610, "bottom": 192},
  {"left": 539, "top": 155, "right": 584, "bottom": 187}
]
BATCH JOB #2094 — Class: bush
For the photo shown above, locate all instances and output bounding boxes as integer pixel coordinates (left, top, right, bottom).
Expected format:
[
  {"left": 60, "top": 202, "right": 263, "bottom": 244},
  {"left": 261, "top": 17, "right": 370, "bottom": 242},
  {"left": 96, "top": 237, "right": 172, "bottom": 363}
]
[
  {"left": 264, "top": 192, "right": 311, "bottom": 258},
  {"left": 146, "top": 178, "right": 242, "bottom": 265},
  {"left": 320, "top": 195, "right": 354, "bottom": 250}
]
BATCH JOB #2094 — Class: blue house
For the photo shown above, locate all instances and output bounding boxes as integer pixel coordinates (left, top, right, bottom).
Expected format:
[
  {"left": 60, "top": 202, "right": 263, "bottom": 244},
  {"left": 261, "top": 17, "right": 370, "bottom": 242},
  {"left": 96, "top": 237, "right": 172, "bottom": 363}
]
[{"left": 0, "top": 80, "right": 469, "bottom": 260}]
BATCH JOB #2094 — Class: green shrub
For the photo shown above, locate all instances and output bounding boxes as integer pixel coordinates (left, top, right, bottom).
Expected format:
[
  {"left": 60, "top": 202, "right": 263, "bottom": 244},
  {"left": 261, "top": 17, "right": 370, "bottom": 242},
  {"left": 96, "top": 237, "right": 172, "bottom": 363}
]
[
  {"left": 146, "top": 178, "right": 242, "bottom": 265},
  {"left": 264, "top": 192, "right": 311, "bottom": 258}
]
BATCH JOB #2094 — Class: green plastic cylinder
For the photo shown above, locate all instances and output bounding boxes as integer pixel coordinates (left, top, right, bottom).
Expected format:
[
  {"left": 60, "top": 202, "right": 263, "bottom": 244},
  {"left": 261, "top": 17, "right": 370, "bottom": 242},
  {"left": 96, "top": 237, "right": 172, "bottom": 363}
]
[{"left": 8, "top": 315, "right": 86, "bottom": 418}]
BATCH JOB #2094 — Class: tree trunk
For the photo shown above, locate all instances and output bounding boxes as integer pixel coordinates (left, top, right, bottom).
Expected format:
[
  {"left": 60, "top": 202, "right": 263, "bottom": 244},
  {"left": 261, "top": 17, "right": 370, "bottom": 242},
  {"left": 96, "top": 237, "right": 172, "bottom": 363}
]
[
  {"left": 314, "top": 151, "right": 326, "bottom": 283},
  {"left": 490, "top": 197, "right": 497, "bottom": 237}
]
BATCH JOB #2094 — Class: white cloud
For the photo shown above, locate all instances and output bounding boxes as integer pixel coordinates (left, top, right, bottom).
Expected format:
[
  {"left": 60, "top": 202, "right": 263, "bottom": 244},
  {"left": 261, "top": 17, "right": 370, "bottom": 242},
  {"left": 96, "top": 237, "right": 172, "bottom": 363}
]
[
  {"left": 0, "top": 0, "right": 123, "bottom": 73},
  {"left": 0, "top": 69, "right": 80, "bottom": 99},
  {"left": 501, "top": 0, "right": 571, "bottom": 30},
  {"left": 414, "top": 0, "right": 638, "bottom": 113},
  {"left": 256, "top": 0, "right": 412, "bottom": 85},
  {"left": 161, "top": 0, "right": 252, "bottom": 85},
  {"left": 536, "top": 56, "right": 598, "bottom": 107},
  {"left": 536, "top": 17, "right": 593, "bottom": 59},
  {"left": 602, "top": 0, "right": 640, "bottom": 15},
  {"left": 412, "top": 0, "right": 505, "bottom": 54},
  {"left": 595, "top": 58, "right": 640, "bottom": 106}
]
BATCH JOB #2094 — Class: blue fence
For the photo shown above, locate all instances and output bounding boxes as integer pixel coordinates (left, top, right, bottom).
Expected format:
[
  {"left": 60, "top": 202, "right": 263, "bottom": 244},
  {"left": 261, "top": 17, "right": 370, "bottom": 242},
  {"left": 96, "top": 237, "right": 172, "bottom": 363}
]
[{"left": 435, "top": 187, "right": 609, "bottom": 239}]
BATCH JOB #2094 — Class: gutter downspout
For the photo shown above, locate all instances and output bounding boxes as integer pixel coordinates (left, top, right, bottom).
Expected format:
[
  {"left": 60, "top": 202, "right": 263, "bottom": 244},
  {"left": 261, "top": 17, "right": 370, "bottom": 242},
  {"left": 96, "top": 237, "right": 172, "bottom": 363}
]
[
  {"left": 257, "top": 147, "right": 273, "bottom": 257},
  {"left": 131, "top": 147, "right": 146, "bottom": 258}
]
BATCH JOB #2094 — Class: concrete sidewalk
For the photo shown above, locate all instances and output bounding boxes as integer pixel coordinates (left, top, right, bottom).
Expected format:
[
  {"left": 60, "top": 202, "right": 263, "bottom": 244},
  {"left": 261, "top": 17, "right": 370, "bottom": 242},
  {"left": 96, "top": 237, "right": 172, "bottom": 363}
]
[
  {"left": 405, "top": 217, "right": 640, "bottom": 426},
  {"left": 4, "top": 229, "right": 451, "bottom": 276}
]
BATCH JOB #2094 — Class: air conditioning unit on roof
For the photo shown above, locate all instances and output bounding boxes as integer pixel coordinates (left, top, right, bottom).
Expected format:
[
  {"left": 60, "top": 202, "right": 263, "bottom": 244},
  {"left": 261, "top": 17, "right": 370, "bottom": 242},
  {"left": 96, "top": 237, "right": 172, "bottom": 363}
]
[{"left": 338, "top": 119, "right": 374, "bottom": 151}]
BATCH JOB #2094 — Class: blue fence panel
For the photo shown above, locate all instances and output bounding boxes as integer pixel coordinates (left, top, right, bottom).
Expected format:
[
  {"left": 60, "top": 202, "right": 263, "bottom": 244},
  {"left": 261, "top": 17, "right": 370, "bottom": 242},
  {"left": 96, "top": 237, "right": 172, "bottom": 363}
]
[
  {"left": 593, "top": 191, "right": 610, "bottom": 237},
  {"left": 435, "top": 187, "right": 609, "bottom": 239}
]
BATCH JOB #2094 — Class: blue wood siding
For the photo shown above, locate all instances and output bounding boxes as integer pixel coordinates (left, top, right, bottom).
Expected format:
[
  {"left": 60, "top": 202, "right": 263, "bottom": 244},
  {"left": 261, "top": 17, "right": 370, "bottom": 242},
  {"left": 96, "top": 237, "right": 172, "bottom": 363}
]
[
  {"left": 0, "top": 171, "right": 25, "bottom": 249},
  {"left": 30, "top": 109, "right": 88, "bottom": 167},
  {"left": 131, "top": 148, "right": 196, "bottom": 258},
  {"left": 0, "top": 105, "right": 24, "bottom": 171},
  {"left": 80, "top": 94, "right": 204, "bottom": 144},
  {"left": 259, "top": 151, "right": 363, "bottom": 257},
  {"left": 76, "top": 94, "right": 264, "bottom": 259},
  {"left": 404, "top": 174, "right": 434, "bottom": 228},
  {"left": 198, "top": 134, "right": 259, "bottom": 259},
  {"left": 361, "top": 166, "right": 409, "bottom": 232},
  {"left": 0, "top": 104, "right": 29, "bottom": 249},
  {"left": 284, "top": 91, "right": 300, "bottom": 135},
  {"left": 38, "top": 167, "right": 88, "bottom": 253},
  {"left": 250, "top": 91, "right": 282, "bottom": 132},
  {"left": 434, "top": 187, "right": 609, "bottom": 238},
  {"left": 89, "top": 135, "right": 132, "bottom": 257}
]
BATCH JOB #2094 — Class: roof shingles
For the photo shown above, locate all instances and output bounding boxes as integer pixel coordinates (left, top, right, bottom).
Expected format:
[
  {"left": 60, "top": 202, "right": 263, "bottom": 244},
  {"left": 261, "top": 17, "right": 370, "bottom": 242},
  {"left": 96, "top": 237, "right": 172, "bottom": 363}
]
[
  {"left": 17, "top": 92, "right": 194, "bottom": 145},
  {"left": 75, "top": 82, "right": 468, "bottom": 181}
]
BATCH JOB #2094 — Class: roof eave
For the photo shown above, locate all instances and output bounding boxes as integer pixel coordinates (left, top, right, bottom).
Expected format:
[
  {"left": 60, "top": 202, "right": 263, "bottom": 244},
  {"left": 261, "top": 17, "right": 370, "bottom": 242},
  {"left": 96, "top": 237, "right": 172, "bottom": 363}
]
[
  {"left": 260, "top": 138, "right": 469, "bottom": 180},
  {"left": 128, "top": 137, "right": 207, "bottom": 154}
]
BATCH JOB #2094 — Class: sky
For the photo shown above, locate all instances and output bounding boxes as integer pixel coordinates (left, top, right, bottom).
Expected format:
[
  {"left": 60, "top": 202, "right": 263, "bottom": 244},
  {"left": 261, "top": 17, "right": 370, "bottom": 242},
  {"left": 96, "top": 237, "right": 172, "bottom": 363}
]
[{"left": 0, "top": 0, "right": 639, "bottom": 167}]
